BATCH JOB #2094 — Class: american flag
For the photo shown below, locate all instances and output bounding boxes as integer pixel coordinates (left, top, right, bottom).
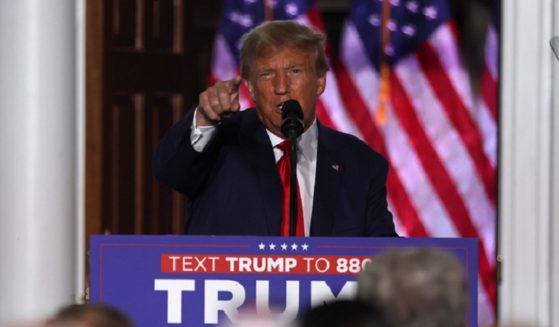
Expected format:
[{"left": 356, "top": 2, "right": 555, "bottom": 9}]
[{"left": 209, "top": 0, "right": 498, "bottom": 325}]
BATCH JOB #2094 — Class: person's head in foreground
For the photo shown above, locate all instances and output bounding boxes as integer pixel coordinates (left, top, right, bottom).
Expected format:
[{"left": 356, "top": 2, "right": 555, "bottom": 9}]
[
  {"left": 46, "top": 303, "right": 135, "bottom": 327},
  {"left": 298, "top": 299, "right": 391, "bottom": 327},
  {"left": 357, "top": 248, "right": 469, "bottom": 327}
]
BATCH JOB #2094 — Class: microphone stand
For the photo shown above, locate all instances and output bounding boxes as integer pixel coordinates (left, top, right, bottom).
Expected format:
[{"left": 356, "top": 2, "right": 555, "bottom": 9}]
[
  {"left": 280, "top": 99, "right": 304, "bottom": 237},
  {"left": 288, "top": 135, "right": 298, "bottom": 237}
]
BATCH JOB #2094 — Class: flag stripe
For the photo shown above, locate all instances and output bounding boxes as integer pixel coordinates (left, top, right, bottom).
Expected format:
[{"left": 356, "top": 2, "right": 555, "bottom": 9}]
[
  {"left": 335, "top": 58, "right": 429, "bottom": 237},
  {"left": 301, "top": 11, "right": 363, "bottom": 137},
  {"left": 430, "top": 24, "right": 498, "bottom": 169},
  {"left": 485, "top": 27, "right": 499, "bottom": 79},
  {"left": 390, "top": 72, "right": 496, "bottom": 307},
  {"left": 386, "top": 170, "right": 429, "bottom": 236},
  {"left": 394, "top": 56, "right": 496, "bottom": 254},
  {"left": 315, "top": 100, "right": 337, "bottom": 130},
  {"left": 481, "top": 67, "right": 498, "bottom": 121},
  {"left": 340, "top": 23, "right": 457, "bottom": 237},
  {"left": 415, "top": 43, "right": 497, "bottom": 206},
  {"left": 477, "top": 281, "right": 496, "bottom": 327},
  {"left": 391, "top": 71, "right": 474, "bottom": 237},
  {"left": 383, "top": 111, "right": 460, "bottom": 237}
]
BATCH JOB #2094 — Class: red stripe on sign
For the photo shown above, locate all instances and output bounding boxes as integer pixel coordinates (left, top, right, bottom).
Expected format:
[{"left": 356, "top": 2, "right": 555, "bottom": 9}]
[{"left": 161, "top": 254, "right": 372, "bottom": 275}]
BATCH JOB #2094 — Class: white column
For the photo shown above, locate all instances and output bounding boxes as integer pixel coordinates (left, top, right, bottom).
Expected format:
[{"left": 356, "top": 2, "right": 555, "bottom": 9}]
[
  {"left": 0, "top": 0, "right": 78, "bottom": 323},
  {"left": 552, "top": 2, "right": 559, "bottom": 326},
  {"left": 500, "top": 0, "right": 554, "bottom": 326}
]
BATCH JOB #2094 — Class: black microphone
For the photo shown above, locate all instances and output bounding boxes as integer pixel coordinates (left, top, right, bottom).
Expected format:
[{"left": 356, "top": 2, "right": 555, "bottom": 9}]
[
  {"left": 280, "top": 99, "right": 304, "bottom": 236},
  {"left": 281, "top": 99, "right": 304, "bottom": 140}
]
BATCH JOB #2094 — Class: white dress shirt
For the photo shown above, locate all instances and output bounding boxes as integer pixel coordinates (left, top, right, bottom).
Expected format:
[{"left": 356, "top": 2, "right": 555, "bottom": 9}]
[{"left": 190, "top": 109, "right": 318, "bottom": 236}]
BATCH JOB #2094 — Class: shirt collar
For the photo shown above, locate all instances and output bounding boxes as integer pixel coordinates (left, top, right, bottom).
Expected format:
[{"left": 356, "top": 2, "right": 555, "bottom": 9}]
[{"left": 266, "top": 118, "right": 318, "bottom": 161}]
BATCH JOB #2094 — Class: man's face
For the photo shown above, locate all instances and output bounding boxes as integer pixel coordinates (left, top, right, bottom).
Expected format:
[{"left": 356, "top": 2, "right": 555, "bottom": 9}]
[{"left": 245, "top": 46, "right": 326, "bottom": 137}]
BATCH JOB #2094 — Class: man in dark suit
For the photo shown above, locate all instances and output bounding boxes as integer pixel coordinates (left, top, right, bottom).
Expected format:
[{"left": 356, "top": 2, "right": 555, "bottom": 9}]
[{"left": 153, "top": 20, "right": 397, "bottom": 237}]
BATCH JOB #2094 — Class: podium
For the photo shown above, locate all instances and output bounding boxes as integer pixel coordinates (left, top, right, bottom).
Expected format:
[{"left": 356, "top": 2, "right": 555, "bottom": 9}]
[{"left": 90, "top": 236, "right": 478, "bottom": 327}]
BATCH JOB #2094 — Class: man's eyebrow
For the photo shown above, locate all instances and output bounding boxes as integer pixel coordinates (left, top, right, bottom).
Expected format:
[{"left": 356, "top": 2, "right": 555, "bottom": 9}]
[
  {"left": 255, "top": 68, "right": 273, "bottom": 75},
  {"left": 285, "top": 63, "right": 305, "bottom": 69}
]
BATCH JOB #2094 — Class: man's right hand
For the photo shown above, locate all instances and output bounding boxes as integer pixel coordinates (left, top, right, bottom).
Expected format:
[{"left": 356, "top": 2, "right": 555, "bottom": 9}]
[{"left": 196, "top": 76, "right": 242, "bottom": 126}]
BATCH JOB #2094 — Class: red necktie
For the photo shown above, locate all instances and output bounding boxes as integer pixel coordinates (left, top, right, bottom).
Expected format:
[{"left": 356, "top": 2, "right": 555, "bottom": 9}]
[{"left": 276, "top": 140, "right": 305, "bottom": 236}]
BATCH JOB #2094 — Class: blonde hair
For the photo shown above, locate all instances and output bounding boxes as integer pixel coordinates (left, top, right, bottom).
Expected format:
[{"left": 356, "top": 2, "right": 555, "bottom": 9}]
[{"left": 239, "top": 20, "right": 329, "bottom": 79}]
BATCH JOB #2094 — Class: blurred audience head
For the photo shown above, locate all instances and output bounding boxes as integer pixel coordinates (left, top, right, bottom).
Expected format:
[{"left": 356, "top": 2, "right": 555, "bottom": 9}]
[
  {"left": 220, "top": 311, "right": 289, "bottom": 327},
  {"left": 46, "top": 303, "right": 134, "bottom": 327},
  {"left": 357, "top": 248, "right": 468, "bottom": 327},
  {"left": 298, "top": 299, "right": 390, "bottom": 327}
]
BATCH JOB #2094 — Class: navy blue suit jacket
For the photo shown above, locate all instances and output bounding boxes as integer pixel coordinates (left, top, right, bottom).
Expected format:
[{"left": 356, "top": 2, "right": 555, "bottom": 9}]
[{"left": 153, "top": 108, "right": 397, "bottom": 237}]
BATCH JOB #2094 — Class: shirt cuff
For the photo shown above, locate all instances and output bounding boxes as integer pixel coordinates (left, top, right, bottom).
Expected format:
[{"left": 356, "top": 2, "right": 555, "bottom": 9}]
[{"left": 190, "top": 108, "right": 218, "bottom": 152}]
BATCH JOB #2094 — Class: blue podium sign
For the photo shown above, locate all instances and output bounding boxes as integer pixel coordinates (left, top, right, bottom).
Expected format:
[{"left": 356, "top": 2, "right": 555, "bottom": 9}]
[{"left": 90, "top": 236, "right": 477, "bottom": 327}]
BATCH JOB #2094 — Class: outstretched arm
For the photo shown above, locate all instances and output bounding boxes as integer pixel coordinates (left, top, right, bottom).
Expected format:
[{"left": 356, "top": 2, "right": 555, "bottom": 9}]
[{"left": 152, "top": 77, "right": 242, "bottom": 198}]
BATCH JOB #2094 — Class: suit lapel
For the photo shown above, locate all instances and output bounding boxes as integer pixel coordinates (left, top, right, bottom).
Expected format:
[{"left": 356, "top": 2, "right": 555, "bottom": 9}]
[
  {"left": 310, "top": 124, "right": 343, "bottom": 235},
  {"left": 239, "top": 110, "right": 283, "bottom": 235}
]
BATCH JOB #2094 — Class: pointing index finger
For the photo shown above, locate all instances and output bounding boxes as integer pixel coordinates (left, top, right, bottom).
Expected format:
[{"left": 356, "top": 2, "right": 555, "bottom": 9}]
[{"left": 227, "top": 76, "right": 242, "bottom": 93}]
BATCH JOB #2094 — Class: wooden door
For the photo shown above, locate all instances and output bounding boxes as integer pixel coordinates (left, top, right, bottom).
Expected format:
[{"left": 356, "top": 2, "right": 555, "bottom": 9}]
[{"left": 86, "top": 0, "right": 221, "bottom": 238}]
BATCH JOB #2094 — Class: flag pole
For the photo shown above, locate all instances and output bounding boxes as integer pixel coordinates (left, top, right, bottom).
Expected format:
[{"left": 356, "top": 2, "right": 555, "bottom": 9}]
[
  {"left": 265, "top": 0, "right": 273, "bottom": 21},
  {"left": 376, "top": 0, "right": 391, "bottom": 126}
]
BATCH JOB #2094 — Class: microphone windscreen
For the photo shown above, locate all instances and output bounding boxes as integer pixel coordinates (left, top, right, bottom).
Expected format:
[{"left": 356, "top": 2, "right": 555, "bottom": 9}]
[{"left": 281, "top": 99, "right": 303, "bottom": 119}]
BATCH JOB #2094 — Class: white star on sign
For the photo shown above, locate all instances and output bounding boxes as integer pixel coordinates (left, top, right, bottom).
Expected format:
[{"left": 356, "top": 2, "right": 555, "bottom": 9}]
[
  {"left": 269, "top": 243, "right": 276, "bottom": 250},
  {"left": 258, "top": 242, "right": 266, "bottom": 250},
  {"left": 291, "top": 243, "right": 298, "bottom": 251},
  {"left": 301, "top": 243, "right": 309, "bottom": 251},
  {"left": 281, "top": 243, "right": 288, "bottom": 250}
]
